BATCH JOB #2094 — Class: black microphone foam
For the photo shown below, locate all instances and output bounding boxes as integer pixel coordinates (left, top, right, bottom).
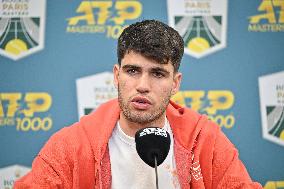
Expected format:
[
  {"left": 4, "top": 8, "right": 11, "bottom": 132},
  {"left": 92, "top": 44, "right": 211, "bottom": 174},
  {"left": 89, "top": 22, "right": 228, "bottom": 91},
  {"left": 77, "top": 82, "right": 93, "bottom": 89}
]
[{"left": 135, "top": 127, "right": 171, "bottom": 168}]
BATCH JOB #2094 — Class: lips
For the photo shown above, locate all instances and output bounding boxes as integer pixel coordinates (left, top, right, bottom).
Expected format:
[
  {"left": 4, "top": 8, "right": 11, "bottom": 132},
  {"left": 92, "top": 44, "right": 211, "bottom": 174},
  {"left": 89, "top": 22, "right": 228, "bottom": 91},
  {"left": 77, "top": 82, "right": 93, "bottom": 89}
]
[{"left": 131, "top": 96, "right": 152, "bottom": 110}]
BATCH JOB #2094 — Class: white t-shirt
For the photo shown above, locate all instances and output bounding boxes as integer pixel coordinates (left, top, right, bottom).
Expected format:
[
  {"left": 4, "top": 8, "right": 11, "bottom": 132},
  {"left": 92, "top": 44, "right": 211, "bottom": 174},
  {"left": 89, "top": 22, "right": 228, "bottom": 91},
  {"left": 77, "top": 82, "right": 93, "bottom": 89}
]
[{"left": 108, "top": 118, "right": 180, "bottom": 189}]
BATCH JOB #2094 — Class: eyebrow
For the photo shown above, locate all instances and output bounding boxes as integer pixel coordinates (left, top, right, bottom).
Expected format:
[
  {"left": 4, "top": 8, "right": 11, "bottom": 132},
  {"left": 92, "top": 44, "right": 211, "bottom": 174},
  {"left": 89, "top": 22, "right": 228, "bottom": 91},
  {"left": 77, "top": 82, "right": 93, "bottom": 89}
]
[
  {"left": 121, "top": 64, "right": 141, "bottom": 70},
  {"left": 150, "top": 67, "right": 170, "bottom": 75}
]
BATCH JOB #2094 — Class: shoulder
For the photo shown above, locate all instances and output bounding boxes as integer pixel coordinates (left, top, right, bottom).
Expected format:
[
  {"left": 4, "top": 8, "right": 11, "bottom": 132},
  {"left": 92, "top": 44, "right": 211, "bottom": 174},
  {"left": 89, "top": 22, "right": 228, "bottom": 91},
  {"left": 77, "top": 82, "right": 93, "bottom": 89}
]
[
  {"left": 38, "top": 98, "right": 120, "bottom": 160},
  {"left": 38, "top": 122, "right": 85, "bottom": 159},
  {"left": 167, "top": 100, "right": 223, "bottom": 150}
]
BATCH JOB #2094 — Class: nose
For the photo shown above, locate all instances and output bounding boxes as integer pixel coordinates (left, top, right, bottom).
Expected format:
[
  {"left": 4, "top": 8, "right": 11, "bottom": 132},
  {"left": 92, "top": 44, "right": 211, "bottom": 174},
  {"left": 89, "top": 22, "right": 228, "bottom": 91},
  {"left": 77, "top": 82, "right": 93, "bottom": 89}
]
[{"left": 136, "top": 74, "right": 150, "bottom": 94}]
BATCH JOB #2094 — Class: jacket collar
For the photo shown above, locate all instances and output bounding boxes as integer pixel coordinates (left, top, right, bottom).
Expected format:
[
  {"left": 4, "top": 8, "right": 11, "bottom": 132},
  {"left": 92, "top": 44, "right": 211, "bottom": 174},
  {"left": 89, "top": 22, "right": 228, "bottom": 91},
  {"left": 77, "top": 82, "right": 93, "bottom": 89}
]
[
  {"left": 166, "top": 100, "right": 205, "bottom": 150},
  {"left": 81, "top": 99, "right": 120, "bottom": 162}
]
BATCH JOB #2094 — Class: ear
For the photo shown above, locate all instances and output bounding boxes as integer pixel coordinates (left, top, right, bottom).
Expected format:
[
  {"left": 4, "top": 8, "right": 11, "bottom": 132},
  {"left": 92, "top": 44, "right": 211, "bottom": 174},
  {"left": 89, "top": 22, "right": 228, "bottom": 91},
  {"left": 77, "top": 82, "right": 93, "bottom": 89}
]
[
  {"left": 171, "top": 72, "right": 182, "bottom": 96},
  {"left": 113, "top": 64, "right": 120, "bottom": 89}
]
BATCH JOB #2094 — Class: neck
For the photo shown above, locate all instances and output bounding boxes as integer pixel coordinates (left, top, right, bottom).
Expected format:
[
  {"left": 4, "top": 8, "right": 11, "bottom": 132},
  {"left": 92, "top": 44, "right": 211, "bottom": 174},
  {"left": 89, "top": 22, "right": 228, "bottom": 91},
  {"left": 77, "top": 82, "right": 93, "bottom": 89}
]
[{"left": 118, "top": 113, "right": 166, "bottom": 137}]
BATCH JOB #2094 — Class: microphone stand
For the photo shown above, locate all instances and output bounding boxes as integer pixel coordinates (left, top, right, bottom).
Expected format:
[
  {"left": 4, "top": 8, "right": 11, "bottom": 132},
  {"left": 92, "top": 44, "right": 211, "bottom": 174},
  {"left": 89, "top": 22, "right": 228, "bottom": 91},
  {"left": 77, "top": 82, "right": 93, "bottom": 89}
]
[{"left": 154, "top": 155, "right": 159, "bottom": 189}]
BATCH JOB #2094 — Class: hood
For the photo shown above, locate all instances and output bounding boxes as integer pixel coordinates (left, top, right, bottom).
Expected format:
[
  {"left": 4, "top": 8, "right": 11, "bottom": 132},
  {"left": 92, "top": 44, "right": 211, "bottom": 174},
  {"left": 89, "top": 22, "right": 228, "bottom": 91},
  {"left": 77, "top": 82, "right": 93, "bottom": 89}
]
[
  {"left": 166, "top": 100, "right": 208, "bottom": 150},
  {"left": 80, "top": 99, "right": 120, "bottom": 162}
]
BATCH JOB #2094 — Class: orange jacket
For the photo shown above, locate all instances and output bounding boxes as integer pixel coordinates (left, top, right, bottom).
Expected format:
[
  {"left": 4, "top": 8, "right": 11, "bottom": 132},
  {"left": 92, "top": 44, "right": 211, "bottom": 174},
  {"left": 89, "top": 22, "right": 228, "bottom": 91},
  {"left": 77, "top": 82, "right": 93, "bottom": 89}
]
[{"left": 14, "top": 99, "right": 262, "bottom": 189}]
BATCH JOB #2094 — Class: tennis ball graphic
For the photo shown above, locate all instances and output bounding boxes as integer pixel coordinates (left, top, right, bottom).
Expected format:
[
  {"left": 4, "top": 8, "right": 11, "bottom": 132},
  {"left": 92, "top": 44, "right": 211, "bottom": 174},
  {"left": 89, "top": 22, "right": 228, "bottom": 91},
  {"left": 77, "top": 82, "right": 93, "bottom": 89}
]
[
  {"left": 280, "top": 130, "right": 284, "bottom": 141},
  {"left": 187, "top": 37, "right": 210, "bottom": 53},
  {"left": 5, "top": 39, "right": 28, "bottom": 55}
]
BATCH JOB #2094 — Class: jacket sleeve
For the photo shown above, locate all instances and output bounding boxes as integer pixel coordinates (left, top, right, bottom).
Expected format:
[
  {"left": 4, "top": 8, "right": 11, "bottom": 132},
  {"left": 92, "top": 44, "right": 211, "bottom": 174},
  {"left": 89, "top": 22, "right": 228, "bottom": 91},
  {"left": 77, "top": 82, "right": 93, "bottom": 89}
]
[
  {"left": 212, "top": 130, "right": 263, "bottom": 189},
  {"left": 14, "top": 129, "right": 73, "bottom": 189}
]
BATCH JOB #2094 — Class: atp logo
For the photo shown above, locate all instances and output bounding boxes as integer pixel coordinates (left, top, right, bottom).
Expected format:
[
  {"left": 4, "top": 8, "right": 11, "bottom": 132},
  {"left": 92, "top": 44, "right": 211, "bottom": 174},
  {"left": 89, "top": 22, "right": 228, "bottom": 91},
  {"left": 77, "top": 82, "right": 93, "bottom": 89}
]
[
  {"left": 248, "top": 0, "right": 284, "bottom": 32},
  {"left": 167, "top": 0, "right": 228, "bottom": 58},
  {"left": 66, "top": 0, "right": 142, "bottom": 39},
  {"left": 0, "top": 0, "right": 46, "bottom": 60},
  {"left": 0, "top": 92, "right": 53, "bottom": 132},
  {"left": 264, "top": 181, "right": 284, "bottom": 189},
  {"left": 171, "top": 90, "right": 235, "bottom": 129}
]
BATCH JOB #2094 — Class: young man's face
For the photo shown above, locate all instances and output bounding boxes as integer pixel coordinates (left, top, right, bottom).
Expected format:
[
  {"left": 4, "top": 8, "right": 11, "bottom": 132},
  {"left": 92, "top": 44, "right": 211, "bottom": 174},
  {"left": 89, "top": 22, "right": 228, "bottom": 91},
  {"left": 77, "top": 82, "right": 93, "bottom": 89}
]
[{"left": 113, "top": 51, "right": 181, "bottom": 125}]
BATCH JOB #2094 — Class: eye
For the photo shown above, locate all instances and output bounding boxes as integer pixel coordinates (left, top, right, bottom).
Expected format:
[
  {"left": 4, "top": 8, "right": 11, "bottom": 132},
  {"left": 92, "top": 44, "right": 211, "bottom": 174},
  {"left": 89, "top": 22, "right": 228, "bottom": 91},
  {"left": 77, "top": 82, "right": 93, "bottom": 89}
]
[
  {"left": 126, "top": 68, "right": 138, "bottom": 75},
  {"left": 152, "top": 71, "right": 165, "bottom": 78}
]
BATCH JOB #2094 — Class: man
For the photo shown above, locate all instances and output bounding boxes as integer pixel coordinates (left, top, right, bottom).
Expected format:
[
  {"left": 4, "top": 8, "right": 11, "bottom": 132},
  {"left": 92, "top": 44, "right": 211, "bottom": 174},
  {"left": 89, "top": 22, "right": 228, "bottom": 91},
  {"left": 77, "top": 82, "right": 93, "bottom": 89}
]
[{"left": 14, "top": 20, "right": 262, "bottom": 188}]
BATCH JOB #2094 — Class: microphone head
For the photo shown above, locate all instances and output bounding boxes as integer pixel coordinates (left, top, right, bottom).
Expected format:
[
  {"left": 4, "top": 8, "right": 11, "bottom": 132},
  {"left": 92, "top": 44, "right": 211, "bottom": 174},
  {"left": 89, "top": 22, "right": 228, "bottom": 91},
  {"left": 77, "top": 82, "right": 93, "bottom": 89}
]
[{"left": 135, "top": 127, "right": 171, "bottom": 168}]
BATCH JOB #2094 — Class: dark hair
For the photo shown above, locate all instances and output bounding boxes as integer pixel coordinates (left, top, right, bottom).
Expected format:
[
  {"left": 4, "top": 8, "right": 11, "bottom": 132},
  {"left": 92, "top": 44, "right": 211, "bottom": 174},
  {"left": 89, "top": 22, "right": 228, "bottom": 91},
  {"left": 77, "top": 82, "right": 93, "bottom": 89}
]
[{"left": 117, "top": 20, "right": 184, "bottom": 72}]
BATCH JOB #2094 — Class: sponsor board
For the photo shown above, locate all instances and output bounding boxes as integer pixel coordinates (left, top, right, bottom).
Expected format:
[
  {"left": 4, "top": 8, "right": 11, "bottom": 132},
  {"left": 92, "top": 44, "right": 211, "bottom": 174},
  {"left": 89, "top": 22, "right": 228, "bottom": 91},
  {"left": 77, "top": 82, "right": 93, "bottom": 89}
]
[
  {"left": 66, "top": 0, "right": 143, "bottom": 39},
  {"left": 248, "top": 0, "right": 284, "bottom": 32},
  {"left": 0, "top": 0, "right": 46, "bottom": 60},
  {"left": 0, "top": 92, "right": 53, "bottom": 132},
  {"left": 0, "top": 165, "right": 30, "bottom": 189},
  {"left": 259, "top": 71, "right": 284, "bottom": 146},
  {"left": 171, "top": 90, "right": 235, "bottom": 129},
  {"left": 167, "top": 0, "right": 228, "bottom": 58},
  {"left": 76, "top": 72, "right": 117, "bottom": 118}
]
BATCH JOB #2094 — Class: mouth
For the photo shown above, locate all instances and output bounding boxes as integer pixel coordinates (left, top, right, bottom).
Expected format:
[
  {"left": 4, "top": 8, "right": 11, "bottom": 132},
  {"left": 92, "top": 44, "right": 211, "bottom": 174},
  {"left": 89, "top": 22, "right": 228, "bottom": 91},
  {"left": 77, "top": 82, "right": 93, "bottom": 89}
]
[{"left": 131, "top": 96, "right": 152, "bottom": 110}]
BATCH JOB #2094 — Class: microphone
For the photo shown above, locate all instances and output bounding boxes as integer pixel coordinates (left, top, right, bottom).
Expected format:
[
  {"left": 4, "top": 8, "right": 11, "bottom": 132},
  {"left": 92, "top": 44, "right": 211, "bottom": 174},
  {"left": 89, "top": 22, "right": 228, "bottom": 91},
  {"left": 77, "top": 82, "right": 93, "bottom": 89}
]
[{"left": 135, "top": 127, "right": 171, "bottom": 189}]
